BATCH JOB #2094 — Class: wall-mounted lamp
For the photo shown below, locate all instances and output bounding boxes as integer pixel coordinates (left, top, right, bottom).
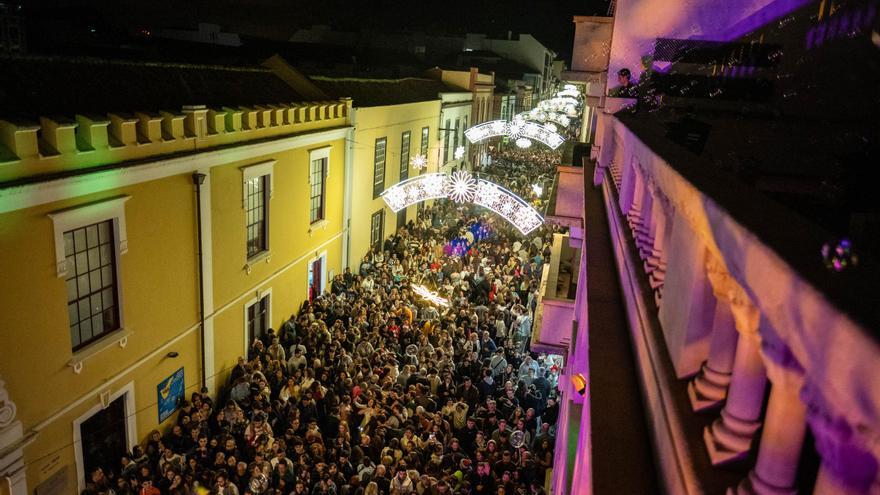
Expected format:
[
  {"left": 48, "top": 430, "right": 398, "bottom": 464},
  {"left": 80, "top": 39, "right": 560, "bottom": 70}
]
[{"left": 571, "top": 373, "right": 587, "bottom": 396}]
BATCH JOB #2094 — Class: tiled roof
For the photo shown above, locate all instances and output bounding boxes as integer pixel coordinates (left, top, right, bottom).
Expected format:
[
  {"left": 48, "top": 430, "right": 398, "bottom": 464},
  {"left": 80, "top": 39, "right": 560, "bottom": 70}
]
[
  {"left": 311, "top": 77, "right": 458, "bottom": 107},
  {"left": 0, "top": 54, "right": 309, "bottom": 119}
]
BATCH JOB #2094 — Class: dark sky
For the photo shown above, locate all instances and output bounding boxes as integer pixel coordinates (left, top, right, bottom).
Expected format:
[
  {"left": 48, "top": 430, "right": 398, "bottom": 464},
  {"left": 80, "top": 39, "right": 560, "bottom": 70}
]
[{"left": 25, "top": 0, "right": 611, "bottom": 61}]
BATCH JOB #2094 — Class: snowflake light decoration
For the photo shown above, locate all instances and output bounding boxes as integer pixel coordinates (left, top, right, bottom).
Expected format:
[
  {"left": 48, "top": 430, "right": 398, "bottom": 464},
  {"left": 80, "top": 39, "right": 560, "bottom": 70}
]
[
  {"left": 454, "top": 146, "right": 465, "bottom": 160},
  {"left": 410, "top": 154, "right": 428, "bottom": 170},
  {"left": 445, "top": 170, "right": 478, "bottom": 203},
  {"left": 515, "top": 137, "right": 532, "bottom": 148},
  {"left": 412, "top": 284, "right": 450, "bottom": 307}
]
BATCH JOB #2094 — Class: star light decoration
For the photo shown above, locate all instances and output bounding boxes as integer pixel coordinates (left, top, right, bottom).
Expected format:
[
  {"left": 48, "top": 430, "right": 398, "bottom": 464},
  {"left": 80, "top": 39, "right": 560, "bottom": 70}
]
[
  {"left": 410, "top": 154, "right": 428, "bottom": 170},
  {"left": 446, "top": 170, "right": 478, "bottom": 203},
  {"left": 412, "top": 284, "right": 450, "bottom": 307}
]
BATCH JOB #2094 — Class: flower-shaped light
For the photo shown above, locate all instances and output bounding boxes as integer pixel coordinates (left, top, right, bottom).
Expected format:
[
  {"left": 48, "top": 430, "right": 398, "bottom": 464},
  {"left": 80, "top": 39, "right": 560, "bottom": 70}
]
[
  {"left": 454, "top": 146, "right": 465, "bottom": 160},
  {"left": 515, "top": 138, "right": 532, "bottom": 149},
  {"left": 410, "top": 154, "right": 428, "bottom": 170},
  {"left": 508, "top": 120, "right": 525, "bottom": 139},
  {"left": 445, "top": 170, "right": 477, "bottom": 203}
]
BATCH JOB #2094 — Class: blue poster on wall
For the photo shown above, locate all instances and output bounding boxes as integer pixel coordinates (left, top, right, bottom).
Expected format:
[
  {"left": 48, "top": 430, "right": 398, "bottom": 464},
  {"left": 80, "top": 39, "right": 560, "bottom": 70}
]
[{"left": 157, "top": 367, "right": 185, "bottom": 423}]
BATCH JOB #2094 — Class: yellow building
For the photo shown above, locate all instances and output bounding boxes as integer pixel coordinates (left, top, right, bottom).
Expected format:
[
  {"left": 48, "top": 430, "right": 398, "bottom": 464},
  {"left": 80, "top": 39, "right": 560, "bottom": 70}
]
[
  {"left": 0, "top": 55, "right": 350, "bottom": 494},
  {"left": 311, "top": 77, "right": 454, "bottom": 269}
]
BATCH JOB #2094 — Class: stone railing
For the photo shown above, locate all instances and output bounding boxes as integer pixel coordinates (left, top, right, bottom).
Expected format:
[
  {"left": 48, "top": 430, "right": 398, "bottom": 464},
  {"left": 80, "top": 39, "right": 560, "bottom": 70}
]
[
  {"left": 0, "top": 99, "right": 351, "bottom": 183},
  {"left": 593, "top": 110, "right": 880, "bottom": 494},
  {"left": 531, "top": 232, "right": 580, "bottom": 355}
]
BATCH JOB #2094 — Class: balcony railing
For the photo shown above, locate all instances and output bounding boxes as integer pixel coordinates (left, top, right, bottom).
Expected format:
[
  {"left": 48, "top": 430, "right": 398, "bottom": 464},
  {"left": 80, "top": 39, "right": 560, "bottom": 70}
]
[{"left": 531, "top": 232, "right": 580, "bottom": 354}]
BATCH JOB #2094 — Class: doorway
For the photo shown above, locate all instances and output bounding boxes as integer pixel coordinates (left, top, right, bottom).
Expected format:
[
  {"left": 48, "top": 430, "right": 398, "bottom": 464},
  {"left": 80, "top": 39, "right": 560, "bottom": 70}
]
[
  {"left": 308, "top": 252, "right": 326, "bottom": 301},
  {"left": 75, "top": 384, "right": 136, "bottom": 491}
]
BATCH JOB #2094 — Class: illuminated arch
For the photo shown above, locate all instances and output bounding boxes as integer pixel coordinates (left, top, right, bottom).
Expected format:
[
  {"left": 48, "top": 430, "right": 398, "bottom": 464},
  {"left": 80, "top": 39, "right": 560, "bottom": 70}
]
[
  {"left": 464, "top": 120, "right": 565, "bottom": 150},
  {"left": 380, "top": 171, "right": 544, "bottom": 235}
]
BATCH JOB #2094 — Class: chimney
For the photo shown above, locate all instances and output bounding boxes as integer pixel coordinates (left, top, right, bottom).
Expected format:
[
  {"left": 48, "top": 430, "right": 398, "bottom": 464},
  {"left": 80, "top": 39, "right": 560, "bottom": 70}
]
[{"left": 182, "top": 105, "right": 208, "bottom": 138}]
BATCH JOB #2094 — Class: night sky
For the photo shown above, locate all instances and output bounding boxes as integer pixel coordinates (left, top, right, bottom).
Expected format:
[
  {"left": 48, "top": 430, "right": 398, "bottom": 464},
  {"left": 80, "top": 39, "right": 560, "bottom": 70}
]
[{"left": 23, "top": 0, "right": 612, "bottom": 61}]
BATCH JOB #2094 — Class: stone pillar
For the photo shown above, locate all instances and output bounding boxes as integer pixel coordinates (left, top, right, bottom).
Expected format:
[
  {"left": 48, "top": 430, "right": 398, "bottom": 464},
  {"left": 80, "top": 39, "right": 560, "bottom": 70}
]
[
  {"left": 0, "top": 378, "right": 33, "bottom": 495},
  {"left": 689, "top": 255, "right": 740, "bottom": 412},
  {"left": 730, "top": 341, "right": 807, "bottom": 495},
  {"left": 803, "top": 384, "right": 880, "bottom": 495},
  {"left": 704, "top": 292, "right": 767, "bottom": 465}
]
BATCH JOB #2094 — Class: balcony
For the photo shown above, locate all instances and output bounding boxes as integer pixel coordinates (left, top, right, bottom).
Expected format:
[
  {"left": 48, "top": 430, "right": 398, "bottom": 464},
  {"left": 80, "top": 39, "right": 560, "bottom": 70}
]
[
  {"left": 531, "top": 232, "right": 580, "bottom": 354},
  {"left": 545, "top": 162, "right": 585, "bottom": 242}
]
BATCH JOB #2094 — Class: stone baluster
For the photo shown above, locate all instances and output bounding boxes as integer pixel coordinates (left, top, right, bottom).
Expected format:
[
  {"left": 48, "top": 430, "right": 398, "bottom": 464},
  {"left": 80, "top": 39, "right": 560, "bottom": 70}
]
[
  {"left": 689, "top": 254, "right": 739, "bottom": 412},
  {"left": 704, "top": 289, "right": 767, "bottom": 465},
  {"left": 730, "top": 337, "right": 807, "bottom": 494},
  {"left": 803, "top": 384, "right": 880, "bottom": 495}
]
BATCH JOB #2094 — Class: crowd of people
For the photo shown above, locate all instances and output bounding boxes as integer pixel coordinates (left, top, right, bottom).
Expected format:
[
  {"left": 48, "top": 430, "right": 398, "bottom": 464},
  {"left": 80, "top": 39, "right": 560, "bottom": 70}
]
[{"left": 82, "top": 156, "right": 564, "bottom": 495}]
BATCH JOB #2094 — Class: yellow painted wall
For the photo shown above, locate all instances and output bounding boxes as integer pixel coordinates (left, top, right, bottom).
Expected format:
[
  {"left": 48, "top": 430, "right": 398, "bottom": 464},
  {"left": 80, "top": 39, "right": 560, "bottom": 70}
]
[
  {"left": 209, "top": 138, "right": 346, "bottom": 385},
  {"left": 0, "top": 122, "right": 350, "bottom": 493},
  {"left": 348, "top": 101, "right": 440, "bottom": 270},
  {"left": 0, "top": 173, "right": 203, "bottom": 491}
]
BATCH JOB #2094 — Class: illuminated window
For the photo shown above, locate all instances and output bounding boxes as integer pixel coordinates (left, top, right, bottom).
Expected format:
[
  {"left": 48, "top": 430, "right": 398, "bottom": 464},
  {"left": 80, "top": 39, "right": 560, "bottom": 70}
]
[{"left": 443, "top": 119, "right": 451, "bottom": 163}]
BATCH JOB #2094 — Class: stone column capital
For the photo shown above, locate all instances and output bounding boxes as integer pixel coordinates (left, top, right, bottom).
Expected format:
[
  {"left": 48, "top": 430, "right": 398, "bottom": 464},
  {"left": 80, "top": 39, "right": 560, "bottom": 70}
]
[{"left": 802, "top": 384, "right": 880, "bottom": 491}]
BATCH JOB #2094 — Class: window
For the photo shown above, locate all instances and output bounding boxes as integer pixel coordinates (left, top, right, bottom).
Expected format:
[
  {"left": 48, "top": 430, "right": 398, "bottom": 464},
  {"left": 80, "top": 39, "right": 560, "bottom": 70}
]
[
  {"left": 309, "top": 157, "right": 327, "bottom": 223},
  {"left": 370, "top": 210, "right": 384, "bottom": 250},
  {"left": 420, "top": 127, "right": 429, "bottom": 157},
  {"left": 443, "top": 119, "right": 451, "bottom": 164},
  {"left": 399, "top": 130, "right": 411, "bottom": 181},
  {"left": 246, "top": 292, "right": 270, "bottom": 347},
  {"left": 453, "top": 118, "right": 460, "bottom": 159},
  {"left": 49, "top": 196, "right": 130, "bottom": 354},
  {"left": 65, "top": 220, "right": 120, "bottom": 351},
  {"left": 373, "top": 137, "right": 387, "bottom": 198},
  {"left": 462, "top": 116, "right": 468, "bottom": 152},
  {"left": 245, "top": 175, "right": 269, "bottom": 258},
  {"left": 241, "top": 161, "right": 274, "bottom": 261}
]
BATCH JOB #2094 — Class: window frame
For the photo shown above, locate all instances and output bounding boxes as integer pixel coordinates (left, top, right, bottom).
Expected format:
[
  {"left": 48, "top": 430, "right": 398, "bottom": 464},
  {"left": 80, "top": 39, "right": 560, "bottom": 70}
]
[
  {"left": 244, "top": 288, "right": 272, "bottom": 353},
  {"left": 443, "top": 119, "right": 451, "bottom": 164},
  {"left": 372, "top": 137, "right": 387, "bottom": 199},
  {"left": 241, "top": 161, "right": 275, "bottom": 261},
  {"left": 49, "top": 196, "right": 130, "bottom": 357},
  {"left": 399, "top": 130, "right": 411, "bottom": 182},
  {"left": 64, "top": 220, "right": 121, "bottom": 352},
  {"left": 370, "top": 209, "right": 384, "bottom": 250},
  {"left": 309, "top": 157, "right": 328, "bottom": 224}
]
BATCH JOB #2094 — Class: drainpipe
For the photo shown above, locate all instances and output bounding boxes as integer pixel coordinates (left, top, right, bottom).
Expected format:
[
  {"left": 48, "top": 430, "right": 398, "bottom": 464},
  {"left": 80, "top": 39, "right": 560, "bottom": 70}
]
[
  {"left": 342, "top": 104, "right": 356, "bottom": 269},
  {"left": 192, "top": 172, "right": 207, "bottom": 389}
]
